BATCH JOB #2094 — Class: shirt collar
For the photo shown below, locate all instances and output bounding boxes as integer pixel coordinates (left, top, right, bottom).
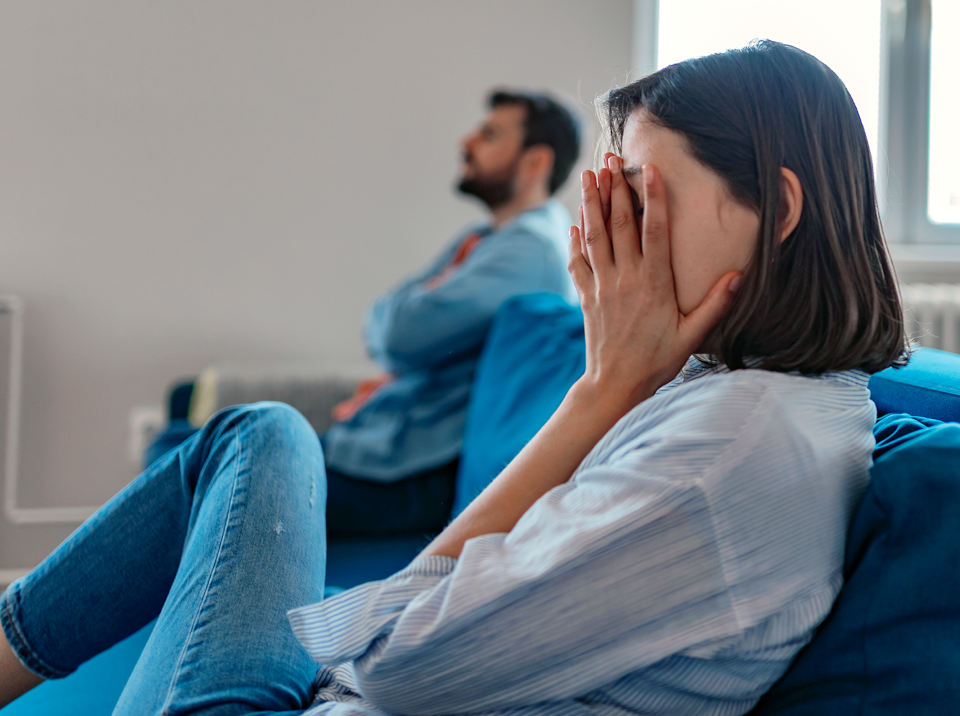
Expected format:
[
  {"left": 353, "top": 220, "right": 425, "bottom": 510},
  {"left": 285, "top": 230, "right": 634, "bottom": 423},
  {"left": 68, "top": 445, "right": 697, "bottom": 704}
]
[{"left": 677, "top": 355, "right": 870, "bottom": 390}]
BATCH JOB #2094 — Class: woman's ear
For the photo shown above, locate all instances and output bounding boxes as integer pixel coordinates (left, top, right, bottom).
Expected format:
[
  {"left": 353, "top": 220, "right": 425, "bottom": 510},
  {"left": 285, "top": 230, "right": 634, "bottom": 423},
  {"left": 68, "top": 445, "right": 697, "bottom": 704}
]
[{"left": 778, "top": 168, "right": 803, "bottom": 243}]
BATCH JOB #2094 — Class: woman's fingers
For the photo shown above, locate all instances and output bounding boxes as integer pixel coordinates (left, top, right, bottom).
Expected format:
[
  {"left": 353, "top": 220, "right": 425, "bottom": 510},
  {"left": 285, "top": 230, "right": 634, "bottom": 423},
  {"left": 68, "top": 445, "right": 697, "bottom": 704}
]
[
  {"left": 639, "top": 164, "right": 673, "bottom": 293},
  {"left": 679, "top": 270, "right": 742, "bottom": 350},
  {"left": 606, "top": 156, "right": 641, "bottom": 263},
  {"left": 598, "top": 168, "right": 612, "bottom": 226},
  {"left": 578, "top": 205, "right": 590, "bottom": 268},
  {"left": 580, "top": 170, "right": 614, "bottom": 271},
  {"left": 567, "top": 226, "right": 594, "bottom": 302}
]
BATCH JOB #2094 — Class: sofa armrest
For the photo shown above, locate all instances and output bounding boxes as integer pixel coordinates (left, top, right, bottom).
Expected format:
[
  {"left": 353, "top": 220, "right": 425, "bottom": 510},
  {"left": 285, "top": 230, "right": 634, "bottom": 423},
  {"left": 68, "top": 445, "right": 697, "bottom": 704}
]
[{"left": 188, "top": 361, "right": 374, "bottom": 434}]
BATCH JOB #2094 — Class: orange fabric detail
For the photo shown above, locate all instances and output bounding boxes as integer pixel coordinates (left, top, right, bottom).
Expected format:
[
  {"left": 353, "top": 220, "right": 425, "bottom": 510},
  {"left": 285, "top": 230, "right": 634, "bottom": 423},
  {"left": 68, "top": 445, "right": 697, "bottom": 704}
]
[
  {"left": 452, "top": 232, "right": 484, "bottom": 266},
  {"left": 423, "top": 232, "right": 484, "bottom": 290},
  {"left": 332, "top": 374, "right": 394, "bottom": 422}
]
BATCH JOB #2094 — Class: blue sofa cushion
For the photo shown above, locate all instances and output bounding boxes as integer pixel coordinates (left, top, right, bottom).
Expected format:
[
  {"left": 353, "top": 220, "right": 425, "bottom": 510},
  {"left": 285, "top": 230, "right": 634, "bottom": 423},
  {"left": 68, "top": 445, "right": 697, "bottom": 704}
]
[
  {"left": 868, "top": 346, "right": 960, "bottom": 422},
  {"left": 749, "top": 413, "right": 960, "bottom": 715},
  {"left": 453, "top": 293, "right": 585, "bottom": 515}
]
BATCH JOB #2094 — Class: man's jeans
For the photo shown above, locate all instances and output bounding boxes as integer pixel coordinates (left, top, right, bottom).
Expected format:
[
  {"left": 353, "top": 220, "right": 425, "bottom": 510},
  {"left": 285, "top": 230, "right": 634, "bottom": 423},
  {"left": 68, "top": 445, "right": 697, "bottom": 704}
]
[{"left": 1, "top": 403, "right": 330, "bottom": 714}]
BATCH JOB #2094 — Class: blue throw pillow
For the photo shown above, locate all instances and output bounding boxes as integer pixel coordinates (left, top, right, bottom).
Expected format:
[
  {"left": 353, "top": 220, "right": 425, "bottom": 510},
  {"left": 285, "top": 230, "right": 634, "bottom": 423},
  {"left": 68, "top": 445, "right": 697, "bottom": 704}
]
[
  {"left": 749, "top": 414, "right": 960, "bottom": 715},
  {"left": 453, "top": 294, "right": 585, "bottom": 516}
]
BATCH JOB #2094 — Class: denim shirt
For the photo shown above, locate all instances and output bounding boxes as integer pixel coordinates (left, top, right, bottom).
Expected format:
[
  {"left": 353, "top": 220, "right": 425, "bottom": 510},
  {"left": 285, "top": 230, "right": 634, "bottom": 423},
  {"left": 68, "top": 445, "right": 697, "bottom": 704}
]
[{"left": 322, "top": 200, "right": 575, "bottom": 481}]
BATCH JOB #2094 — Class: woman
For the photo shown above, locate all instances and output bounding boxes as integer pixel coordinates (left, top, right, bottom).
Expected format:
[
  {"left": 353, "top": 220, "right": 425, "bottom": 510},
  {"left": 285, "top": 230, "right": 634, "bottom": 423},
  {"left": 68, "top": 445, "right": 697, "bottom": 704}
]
[{"left": 0, "top": 40, "right": 906, "bottom": 716}]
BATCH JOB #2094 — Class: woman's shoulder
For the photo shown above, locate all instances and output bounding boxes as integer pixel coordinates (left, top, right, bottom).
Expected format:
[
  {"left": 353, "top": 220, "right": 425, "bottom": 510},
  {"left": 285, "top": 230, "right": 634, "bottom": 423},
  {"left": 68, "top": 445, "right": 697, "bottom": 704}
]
[
  {"left": 655, "top": 359, "right": 873, "bottom": 425},
  {"left": 580, "top": 360, "right": 875, "bottom": 482}
]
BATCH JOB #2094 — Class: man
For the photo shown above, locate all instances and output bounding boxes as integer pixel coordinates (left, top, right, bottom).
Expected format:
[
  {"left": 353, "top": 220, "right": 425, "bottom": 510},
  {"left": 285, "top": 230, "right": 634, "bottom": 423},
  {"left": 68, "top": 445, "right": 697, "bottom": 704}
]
[
  {"left": 149, "top": 89, "right": 580, "bottom": 537},
  {"left": 323, "top": 89, "right": 579, "bottom": 535}
]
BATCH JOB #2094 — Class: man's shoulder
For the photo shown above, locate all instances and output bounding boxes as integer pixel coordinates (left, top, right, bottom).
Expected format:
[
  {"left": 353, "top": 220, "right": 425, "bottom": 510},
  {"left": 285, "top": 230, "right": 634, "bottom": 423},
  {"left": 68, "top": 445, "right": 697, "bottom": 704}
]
[
  {"left": 493, "top": 200, "right": 571, "bottom": 240},
  {"left": 483, "top": 201, "right": 572, "bottom": 262}
]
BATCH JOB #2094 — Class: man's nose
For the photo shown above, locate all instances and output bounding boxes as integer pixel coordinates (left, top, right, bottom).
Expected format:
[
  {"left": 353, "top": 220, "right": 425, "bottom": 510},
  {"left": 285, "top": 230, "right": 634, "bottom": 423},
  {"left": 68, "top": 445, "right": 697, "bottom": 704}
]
[{"left": 460, "top": 132, "right": 478, "bottom": 155}]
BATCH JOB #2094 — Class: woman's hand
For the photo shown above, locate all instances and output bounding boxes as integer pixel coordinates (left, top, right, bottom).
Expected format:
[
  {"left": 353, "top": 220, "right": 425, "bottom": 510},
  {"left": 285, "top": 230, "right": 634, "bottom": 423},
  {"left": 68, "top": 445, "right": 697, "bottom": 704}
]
[
  {"left": 419, "top": 157, "right": 741, "bottom": 562},
  {"left": 569, "top": 157, "right": 741, "bottom": 416}
]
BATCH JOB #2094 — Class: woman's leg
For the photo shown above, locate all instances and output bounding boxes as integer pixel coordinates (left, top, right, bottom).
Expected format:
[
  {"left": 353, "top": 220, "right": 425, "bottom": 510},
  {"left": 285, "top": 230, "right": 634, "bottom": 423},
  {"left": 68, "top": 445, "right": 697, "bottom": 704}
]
[
  {"left": 0, "top": 628, "right": 42, "bottom": 706},
  {"left": 145, "top": 424, "right": 458, "bottom": 538},
  {"left": 1, "top": 402, "right": 327, "bottom": 715}
]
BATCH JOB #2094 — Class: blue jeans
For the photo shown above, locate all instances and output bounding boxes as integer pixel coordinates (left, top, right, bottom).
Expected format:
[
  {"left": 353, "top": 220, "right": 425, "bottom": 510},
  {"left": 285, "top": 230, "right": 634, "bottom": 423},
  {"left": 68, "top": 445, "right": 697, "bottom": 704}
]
[
  {"left": 1, "top": 403, "right": 329, "bottom": 715},
  {"left": 147, "top": 421, "right": 459, "bottom": 538}
]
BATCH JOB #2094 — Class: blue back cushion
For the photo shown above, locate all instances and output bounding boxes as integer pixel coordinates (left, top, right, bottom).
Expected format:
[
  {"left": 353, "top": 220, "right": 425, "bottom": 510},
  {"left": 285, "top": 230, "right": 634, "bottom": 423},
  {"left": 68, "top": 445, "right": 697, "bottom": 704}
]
[
  {"left": 453, "top": 293, "right": 585, "bottom": 516},
  {"left": 868, "top": 346, "right": 960, "bottom": 421},
  {"left": 456, "top": 297, "right": 960, "bottom": 507},
  {"left": 749, "top": 413, "right": 960, "bottom": 715}
]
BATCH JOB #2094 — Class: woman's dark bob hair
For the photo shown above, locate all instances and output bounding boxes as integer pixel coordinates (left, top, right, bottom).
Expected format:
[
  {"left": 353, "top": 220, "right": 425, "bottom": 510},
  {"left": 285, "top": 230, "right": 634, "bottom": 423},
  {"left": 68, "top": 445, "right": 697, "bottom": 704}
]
[{"left": 602, "top": 40, "right": 908, "bottom": 374}]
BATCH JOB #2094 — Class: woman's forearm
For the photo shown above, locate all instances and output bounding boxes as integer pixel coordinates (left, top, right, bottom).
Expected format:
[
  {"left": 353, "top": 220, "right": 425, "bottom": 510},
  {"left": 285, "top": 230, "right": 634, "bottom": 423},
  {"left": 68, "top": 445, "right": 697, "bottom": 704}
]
[{"left": 421, "top": 377, "right": 654, "bottom": 560}]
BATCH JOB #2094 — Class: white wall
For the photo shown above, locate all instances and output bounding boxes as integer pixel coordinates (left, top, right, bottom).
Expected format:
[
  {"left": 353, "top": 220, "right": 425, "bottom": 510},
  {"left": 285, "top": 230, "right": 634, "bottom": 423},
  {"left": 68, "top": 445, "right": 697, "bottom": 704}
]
[{"left": 0, "top": 1, "right": 634, "bottom": 571}]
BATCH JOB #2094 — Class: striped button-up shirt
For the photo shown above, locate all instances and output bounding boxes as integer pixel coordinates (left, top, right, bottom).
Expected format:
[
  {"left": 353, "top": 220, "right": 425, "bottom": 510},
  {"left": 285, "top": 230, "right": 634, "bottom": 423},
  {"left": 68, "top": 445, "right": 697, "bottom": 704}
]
[{"left": 289, "top": 358, "right": 876, "bottom": 715}]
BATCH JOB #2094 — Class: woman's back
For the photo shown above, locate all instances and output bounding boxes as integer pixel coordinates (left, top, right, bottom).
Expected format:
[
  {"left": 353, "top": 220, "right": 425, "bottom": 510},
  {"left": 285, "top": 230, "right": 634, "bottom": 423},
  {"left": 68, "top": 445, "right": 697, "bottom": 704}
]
[{"left": 573, "top": 361, "right": 875, "bottom": 713}]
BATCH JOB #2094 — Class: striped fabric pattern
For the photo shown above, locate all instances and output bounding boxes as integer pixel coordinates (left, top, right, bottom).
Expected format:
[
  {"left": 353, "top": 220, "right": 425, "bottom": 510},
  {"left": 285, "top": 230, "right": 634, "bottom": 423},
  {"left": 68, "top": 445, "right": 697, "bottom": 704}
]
[{"left": 288, "top": 358, "right": 876, "bottom": 716}]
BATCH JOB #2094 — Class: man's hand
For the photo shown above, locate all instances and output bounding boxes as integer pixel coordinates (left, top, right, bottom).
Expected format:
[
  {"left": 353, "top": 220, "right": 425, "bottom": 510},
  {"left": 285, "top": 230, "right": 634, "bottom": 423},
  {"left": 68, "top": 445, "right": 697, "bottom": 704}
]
[{"left": 331, "top": 375, "right": 394, "bottom": 422}]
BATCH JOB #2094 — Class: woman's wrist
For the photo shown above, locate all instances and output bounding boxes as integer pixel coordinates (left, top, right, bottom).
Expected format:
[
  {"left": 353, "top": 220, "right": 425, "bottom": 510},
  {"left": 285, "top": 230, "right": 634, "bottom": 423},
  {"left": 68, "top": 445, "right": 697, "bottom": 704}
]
[
  {"left": 421, "top": 374, "right": 651, "bottom": 561},
  {"left": 566, "top": 372, "right": 660, "bottom": 425}
]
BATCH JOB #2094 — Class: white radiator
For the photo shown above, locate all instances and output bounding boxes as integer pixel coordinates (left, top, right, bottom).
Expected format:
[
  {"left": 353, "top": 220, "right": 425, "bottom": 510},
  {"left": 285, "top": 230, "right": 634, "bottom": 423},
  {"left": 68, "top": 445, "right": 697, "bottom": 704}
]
[{"left": 901, "top": 283, "right": 960, "bottom": 354}]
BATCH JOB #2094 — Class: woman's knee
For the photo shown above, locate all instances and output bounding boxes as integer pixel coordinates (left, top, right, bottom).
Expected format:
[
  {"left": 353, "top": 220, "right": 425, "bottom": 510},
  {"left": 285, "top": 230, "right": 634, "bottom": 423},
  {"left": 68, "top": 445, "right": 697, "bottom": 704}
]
[
  {"left": 238, "top": 401, "right": 313, "bottom": 434},
  {"left": 233, "top": 403, "right": 328, "bottom": 516},
  {"left": 201, "top": 402, "right": 325, "bottom": 487},
  {"left": 209, "top": 402, "right": 315, "bottom": 446}
]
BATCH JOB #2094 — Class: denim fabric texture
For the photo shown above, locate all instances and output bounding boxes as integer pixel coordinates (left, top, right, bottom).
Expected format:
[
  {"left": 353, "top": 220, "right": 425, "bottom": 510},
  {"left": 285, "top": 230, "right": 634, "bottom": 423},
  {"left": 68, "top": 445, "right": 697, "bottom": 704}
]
[
  {"left": 324, "top": 200, "right": 575, "bottom": 482},
  {"left": 145, "top": 423, "right": 458, "bottom": 538},
  {"left": 1, "top": 403, "right": 327, "bottom": 715}
]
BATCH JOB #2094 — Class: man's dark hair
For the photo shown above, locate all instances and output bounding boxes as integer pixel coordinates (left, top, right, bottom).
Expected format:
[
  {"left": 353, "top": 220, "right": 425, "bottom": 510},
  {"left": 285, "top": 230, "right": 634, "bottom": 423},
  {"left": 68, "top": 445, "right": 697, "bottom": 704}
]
[
  {"left": 602, "top": 40, "right": 907, "bottom": 375},
  {"left": 489, "top": 89, "right": 581, "bottom": 195}
]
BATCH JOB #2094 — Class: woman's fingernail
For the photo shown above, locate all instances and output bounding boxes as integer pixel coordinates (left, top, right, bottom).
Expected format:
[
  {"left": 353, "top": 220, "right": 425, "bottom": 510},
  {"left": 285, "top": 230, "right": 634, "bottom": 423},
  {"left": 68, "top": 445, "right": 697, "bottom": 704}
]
[
  {"left": 569, "top": 225, "right": 576, "bottom": 239},
  {"left": 610, "top": 156, "right": 620, "bottom": 173},
  {"left": 581, "top": 171, "right": 590, "bottom": 189},
  {"left": 728, "top": 275, "right": 743, "bottom": 292}
]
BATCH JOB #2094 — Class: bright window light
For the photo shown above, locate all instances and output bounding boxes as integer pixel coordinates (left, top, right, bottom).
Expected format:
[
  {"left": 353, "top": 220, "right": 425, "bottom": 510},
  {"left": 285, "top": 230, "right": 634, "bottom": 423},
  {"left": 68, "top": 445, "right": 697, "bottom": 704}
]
[
  {"left": 657, "top": 0, "right": 882, "bottom": 178},
  {"left": 927, "top": 0, "right": 960, "bottom": 225}
]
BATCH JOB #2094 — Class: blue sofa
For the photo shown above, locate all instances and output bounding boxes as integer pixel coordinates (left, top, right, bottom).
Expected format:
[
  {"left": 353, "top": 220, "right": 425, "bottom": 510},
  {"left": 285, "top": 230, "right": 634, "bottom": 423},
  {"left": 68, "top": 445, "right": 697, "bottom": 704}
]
[{"left": 4, "top": 293, "right": 959, "bottom": 715}]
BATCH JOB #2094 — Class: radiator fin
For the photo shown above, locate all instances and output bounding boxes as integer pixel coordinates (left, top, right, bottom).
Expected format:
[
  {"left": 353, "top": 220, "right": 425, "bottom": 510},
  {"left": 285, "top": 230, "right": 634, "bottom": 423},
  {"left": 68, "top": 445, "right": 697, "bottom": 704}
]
[{"left": 901, "top": 283, "right": 960, "bottom": 354}]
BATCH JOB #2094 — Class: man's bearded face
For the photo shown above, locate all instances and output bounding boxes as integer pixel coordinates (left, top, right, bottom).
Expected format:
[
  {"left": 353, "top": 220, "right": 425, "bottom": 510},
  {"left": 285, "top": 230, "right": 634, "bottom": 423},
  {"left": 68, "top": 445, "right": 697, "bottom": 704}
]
[
  {"left": 456, "top": 104, "right": 527, "bottom": 210},
  {"left": 456, "top": 151, "right": 521, "bottom": 209}
]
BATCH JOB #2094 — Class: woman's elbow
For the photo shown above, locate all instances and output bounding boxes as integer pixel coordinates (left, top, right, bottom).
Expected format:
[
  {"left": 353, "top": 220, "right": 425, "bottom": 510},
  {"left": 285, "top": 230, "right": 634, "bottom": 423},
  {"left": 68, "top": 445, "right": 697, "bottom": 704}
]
[{"left": 355, "top": 663, "right": 447, "bottom": 716}]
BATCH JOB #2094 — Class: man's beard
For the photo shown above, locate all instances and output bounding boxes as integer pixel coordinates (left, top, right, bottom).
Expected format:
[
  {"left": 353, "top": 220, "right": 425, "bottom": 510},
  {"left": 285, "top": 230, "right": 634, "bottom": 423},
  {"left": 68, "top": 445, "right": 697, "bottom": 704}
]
[{"left": 456, "top": 157, "right": 519, "bottom": 210}]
